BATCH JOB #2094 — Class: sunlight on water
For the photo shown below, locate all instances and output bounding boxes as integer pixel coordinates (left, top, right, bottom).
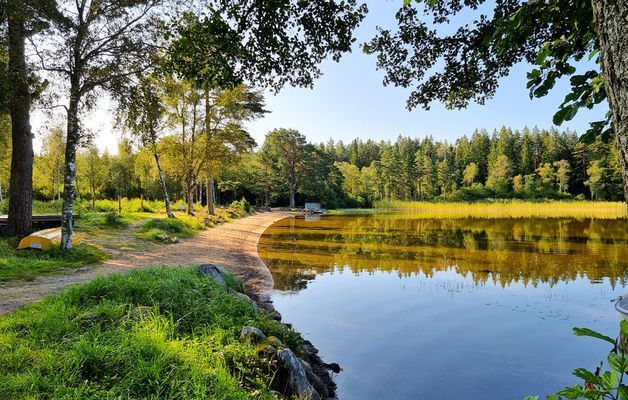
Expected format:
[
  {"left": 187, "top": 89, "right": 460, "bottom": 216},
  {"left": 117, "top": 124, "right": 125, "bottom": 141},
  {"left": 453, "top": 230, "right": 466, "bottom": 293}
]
[{"left": 258, "top": 214, "right": 628, "bottom": 400}]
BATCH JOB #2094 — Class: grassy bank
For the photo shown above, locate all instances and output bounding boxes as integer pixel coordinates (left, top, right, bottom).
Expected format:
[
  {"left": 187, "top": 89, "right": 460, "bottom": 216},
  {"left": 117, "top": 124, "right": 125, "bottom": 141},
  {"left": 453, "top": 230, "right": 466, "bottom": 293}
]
[
  {"left": 0, "top": 267, "right": 300, "bottom": 399},
  {"left": 374, "top": 200, "right": 628, "bottom": 219},
  {"left": 0, "top": 238, "right": 105, "bottom": 282}
]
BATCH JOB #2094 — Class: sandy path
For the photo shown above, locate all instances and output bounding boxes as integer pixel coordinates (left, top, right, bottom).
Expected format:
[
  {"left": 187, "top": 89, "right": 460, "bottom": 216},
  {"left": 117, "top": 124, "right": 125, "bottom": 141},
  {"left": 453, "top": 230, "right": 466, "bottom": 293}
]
[{"left": 0, "top": 211, "right": 293, "bottom": 315}]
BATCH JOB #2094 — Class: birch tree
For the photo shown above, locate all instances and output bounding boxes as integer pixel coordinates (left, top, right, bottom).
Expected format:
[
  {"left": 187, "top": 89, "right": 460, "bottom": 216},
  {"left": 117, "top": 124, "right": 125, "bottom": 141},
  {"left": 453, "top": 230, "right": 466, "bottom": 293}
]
[{"left": 32, "top": 0, "right": 161, "bottom": 248}]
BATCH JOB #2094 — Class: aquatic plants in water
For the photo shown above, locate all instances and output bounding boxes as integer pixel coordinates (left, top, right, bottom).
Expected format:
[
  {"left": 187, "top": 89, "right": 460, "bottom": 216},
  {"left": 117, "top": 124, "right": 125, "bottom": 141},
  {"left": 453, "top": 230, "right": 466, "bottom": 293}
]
[{"left": 374, "top": 200, "right": 628, "bottom": 219}]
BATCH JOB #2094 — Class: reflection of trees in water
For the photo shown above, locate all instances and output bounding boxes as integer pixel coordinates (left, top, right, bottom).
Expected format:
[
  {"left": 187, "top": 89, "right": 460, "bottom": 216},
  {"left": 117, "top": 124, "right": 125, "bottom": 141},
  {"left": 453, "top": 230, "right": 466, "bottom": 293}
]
[{"left": 258, "top": 215, "right": 628, "bottom": 291}]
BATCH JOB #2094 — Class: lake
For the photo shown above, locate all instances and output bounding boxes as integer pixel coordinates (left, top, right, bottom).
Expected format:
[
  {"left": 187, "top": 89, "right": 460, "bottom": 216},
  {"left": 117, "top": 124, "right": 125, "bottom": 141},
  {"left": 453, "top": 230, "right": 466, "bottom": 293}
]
[{"left": 257, "top": 213, "right": 628, "bottom": 400}]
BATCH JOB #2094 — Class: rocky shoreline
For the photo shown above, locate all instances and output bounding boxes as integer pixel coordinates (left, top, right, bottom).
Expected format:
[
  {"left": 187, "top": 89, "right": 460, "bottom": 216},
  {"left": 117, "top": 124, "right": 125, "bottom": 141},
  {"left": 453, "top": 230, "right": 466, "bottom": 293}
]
[
  {"left": 199, "top": 263, "right": 341, "bottom": 400},
  {"left": 243, "top": 213, "right": 342, "bottom": 400}
]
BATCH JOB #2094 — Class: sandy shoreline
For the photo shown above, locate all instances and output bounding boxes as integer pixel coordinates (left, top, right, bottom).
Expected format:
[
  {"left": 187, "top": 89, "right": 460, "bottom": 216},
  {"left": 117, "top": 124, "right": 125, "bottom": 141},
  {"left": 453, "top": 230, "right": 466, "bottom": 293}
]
[{"left": 0, "top": 210, "right": 294, "bottom": 315}]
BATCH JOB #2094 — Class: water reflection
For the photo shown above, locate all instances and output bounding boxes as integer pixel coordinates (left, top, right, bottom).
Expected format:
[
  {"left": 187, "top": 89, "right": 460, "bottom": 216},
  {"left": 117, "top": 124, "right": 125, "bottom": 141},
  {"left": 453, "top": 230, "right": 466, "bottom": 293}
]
[
  {"left": 258, "top": 215, "right": 628, "bottom": 291},
  {"left": 258, "top": 214, "right": 628, "bottom": 399}
]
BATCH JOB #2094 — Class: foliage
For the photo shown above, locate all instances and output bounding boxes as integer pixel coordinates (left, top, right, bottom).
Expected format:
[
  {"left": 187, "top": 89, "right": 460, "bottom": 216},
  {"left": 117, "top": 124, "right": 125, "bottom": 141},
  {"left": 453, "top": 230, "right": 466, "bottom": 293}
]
[
  {"left": 136, "top": 217, "right": 199, "bottom": 242},
  {"left": 226, "top": 198, "right": 252, "bottom": 218},
  {"left": 364, "top": 0, "right": 608, "bottom": 140},
  {"left": 0, "top": 237, "right": 105, "bottom": 282},
  {"left": 0, "top": 267, "right": 302, "bottom": 399},
  {"left": 261, "top": 128, "right": 313, "bottom": 208},
  {"left": 77, "top": 212, "right": 129, "bottom": 229},
  {"left": 525, "top": 321, "right": 628, "bottom": 400},
  {"left": 164, "top": 0, "right": 368, "bottom": 91}
]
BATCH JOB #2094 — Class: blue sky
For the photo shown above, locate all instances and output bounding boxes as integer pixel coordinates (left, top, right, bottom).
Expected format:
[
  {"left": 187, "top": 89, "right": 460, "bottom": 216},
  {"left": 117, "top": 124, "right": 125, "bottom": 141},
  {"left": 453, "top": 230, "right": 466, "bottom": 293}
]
[
  {"left": 247, "top": 0, "right": 607, "bottom": 147},
  {"left": 33, "top": 0, "right": 607, "bottom": 153}
]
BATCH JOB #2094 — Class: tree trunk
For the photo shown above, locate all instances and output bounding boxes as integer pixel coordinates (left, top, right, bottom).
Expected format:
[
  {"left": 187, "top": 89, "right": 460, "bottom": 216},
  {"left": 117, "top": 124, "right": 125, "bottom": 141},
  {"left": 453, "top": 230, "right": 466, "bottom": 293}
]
[
  {"left": 91, "top": 182, "right": 96, "bottom": 208},
  {"left": 206, "top": 177, "right": 215, "bottom": 215},
  {"left": 5, "top": 0, "right": 33, "bottom": 236},
  {"left": 152, "top": 141, "right": 174, "bottom": 218},
  {"left": 140, "top": 192, "right": 144, "bottom": 211},
  {"left": 289, "top": 185, "right": 296, "bottom": 208},
  {"left": 289, "top": 167, "right": 296, "bottom": 208},
  {"left": 56, "top": 154, "right": 61, "bottom": 201},
  {"left": 186, "top": 184, "right": 195, "bottom": 215},
  {"left": 0, "top": 181, "right": 3, "bottom": 203},
  {"left": 61, "top": 91, "right": 80, "bottom": 249},
  {"left": 592, "top": 0, "right": 628, "bottom": 202}
]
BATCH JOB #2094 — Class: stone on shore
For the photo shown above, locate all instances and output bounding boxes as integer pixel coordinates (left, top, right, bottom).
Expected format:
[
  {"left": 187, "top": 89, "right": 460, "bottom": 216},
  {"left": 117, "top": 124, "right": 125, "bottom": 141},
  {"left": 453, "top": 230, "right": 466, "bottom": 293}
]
[
  {"left": 277, "top": 349, "right": 321, "bottom": 400},
  {"left": 236, "top": 292, "right": 260, "bottom": 311},
  {"left": 197, "top": 264, "right": 226, "bottom": 286},
  {"left": 240, "top": 326, "right": 266, "bottom": 342}
]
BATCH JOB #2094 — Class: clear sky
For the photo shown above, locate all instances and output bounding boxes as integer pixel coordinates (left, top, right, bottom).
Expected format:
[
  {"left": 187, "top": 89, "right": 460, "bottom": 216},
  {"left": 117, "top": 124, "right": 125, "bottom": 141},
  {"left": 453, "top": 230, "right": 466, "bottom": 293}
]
[{"left": 32, "top": 0, "right": 607, "bottom": 153}]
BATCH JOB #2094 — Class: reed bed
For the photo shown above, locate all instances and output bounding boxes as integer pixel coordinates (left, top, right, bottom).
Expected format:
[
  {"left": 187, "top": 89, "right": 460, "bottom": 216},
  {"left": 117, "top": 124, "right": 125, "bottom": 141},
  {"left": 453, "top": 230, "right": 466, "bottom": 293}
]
[{"left": 374, "top": 200, "right": 628, "bottom": 219}]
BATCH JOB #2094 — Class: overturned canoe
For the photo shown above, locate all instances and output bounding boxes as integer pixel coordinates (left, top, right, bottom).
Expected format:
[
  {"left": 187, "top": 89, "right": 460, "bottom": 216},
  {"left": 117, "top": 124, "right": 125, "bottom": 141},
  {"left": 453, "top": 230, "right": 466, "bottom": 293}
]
[{"left": 17, "top": 227, "right": 81, "bottom": 250}]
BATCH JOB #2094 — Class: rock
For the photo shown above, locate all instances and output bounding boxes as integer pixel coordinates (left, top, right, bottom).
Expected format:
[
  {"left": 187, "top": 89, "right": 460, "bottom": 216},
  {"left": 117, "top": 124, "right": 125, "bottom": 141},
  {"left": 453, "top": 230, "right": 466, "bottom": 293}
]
[
  {"left": 268, "top": 310, "right": 282, "bottom": 321},
  {"left": 197, "top": 264, "right": 226, "bottom": 286},
  {"left": 264, "top": 336, "right": 283, "bottom": 348},
  {"left": 236, "top": 292, "right": 260, "bottom": 311},
  {"left": 277, "top": 349, "right": 321, "bottom": 400},
  {"left": 128, "top": 305, "right": 152, "bottom": 320},
  {"left": 170, "top": 236, "right": 180, "bottom": 244},
  {"left": 73, "top": 311, "right": 98, "bottom": 326},
  {"left": 240, "top": 326, "right": 266, "bottom": 342},
  {"left": 300, "top": 360, "right": 329, "bottom": 399},
  {"left": 326, "top": 363, "right": 341, "bottom": 375},
  {"left": 75, "top": 266, "right": 91, "bottom": 273},
  {"left": 155, "top": 233, "right": 171, "bottom": 242}
]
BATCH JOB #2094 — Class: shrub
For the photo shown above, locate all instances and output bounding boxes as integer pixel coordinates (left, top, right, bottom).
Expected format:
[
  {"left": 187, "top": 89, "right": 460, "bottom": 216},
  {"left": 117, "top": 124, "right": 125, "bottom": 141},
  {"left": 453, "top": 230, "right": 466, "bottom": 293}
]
[
  {"left": 136, "top": 218, "right": 199, "bottom": 242},
  {"left": 226, "top": 198, "right": 253, "bottom": 218},
  {"left": 77, "top": 212, "right": 129, "bottom": 229}
]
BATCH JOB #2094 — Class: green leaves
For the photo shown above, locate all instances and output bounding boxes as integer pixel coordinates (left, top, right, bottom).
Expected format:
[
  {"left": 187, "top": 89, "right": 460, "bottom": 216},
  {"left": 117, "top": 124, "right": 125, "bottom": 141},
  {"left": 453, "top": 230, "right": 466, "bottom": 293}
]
[
  {"left": 526, "top": 324, "right": 628, "bottom": 400},
  {"left": 573, "top": 327, "right": 616, "bottom": 345},
  {"left": 608, "top": 353, "right": 628, "bottom": 373}
]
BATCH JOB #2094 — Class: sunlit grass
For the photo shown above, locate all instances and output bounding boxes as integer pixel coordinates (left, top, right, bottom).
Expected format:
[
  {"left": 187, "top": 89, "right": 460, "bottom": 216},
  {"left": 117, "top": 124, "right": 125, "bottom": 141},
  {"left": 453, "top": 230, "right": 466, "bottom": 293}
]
[
  {"left": 374, "top": 200, "right": 628, "bottom": 219},
  {"left": 0, "top": 237, "right": 105, "bottom": 282},
  {"left": 0, "top": 267, "right": 300, "bottom": 399}
]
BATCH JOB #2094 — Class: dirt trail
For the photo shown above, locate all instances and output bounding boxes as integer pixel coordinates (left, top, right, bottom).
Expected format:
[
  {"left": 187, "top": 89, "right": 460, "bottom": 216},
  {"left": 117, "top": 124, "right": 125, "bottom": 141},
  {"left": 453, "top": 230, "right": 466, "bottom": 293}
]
[{"left": 0, "top": 211, "right": 293, "bottom": 315}]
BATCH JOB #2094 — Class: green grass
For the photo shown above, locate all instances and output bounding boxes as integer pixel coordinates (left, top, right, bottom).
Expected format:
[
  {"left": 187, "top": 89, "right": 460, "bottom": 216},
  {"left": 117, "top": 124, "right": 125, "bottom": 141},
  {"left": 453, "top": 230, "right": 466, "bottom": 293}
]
[
  {"left": 373, "top": 200, "right": 628, "bottom": 219},
  {"left": 77, "top": 212, "right": 130, "bottom": 229},
  {"left": 0, "top": 267, "right": 301, "bottom": 399},
  {"left": 136, "top": 217, "right": 201, "bottom": 242},
  {"left": 0, "top": 237, "right": 106, "bottom": 282}
]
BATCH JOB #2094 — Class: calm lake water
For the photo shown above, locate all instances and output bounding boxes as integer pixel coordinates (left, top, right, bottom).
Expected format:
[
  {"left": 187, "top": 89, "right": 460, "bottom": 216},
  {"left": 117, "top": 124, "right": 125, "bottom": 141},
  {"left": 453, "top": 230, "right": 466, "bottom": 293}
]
[{"left": 257, "top": 214, "right": 628, "bottom": 400}]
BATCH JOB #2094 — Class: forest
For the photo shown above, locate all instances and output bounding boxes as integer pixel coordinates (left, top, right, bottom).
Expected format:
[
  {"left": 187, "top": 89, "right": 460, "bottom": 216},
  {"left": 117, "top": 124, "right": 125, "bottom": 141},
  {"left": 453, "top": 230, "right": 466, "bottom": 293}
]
[{"left": 1, "top": 120, "right": 623, "bottom": 212}]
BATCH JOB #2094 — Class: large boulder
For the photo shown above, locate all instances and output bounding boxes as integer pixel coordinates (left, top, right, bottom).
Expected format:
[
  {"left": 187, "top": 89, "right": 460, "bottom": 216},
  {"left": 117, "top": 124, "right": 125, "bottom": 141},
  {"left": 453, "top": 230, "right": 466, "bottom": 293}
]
[
  {"left": 277, "top": 349, "right": 321, "bottom": 400},
  {"left": 197, "top": 264, "right": 226, "bottom": 286}
]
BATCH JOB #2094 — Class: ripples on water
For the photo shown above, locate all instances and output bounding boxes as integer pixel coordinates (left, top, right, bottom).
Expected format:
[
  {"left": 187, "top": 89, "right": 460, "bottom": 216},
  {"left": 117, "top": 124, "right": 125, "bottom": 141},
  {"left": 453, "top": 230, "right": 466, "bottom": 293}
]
[{"left": 258, "top": 214, "right": 628, "bottom": 400}]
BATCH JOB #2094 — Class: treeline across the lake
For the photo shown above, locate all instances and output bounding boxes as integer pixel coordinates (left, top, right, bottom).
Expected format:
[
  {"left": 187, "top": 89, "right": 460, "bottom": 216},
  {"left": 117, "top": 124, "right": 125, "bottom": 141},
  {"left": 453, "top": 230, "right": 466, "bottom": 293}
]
[
  {"left": 230, "top": 126, "right": 624, "bottom": 208},
  {"left": 2, "top": 125, "right": 623, "bottom": 210},
  {"left": 327, "top": 127, "right": 624, "bottom": 206}
]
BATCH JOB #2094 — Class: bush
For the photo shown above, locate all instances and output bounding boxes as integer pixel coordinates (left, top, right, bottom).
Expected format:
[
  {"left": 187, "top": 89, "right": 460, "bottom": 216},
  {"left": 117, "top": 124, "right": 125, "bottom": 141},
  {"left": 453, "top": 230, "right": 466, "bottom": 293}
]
[
  {"left": 0, "top": 267, "right": 302, "bottom": 399},
  {"left": 136, "top": 217, "right": 199, "bottom": 242},
  {"left": 77, "top": 212, "right": 129, "bottom": 229},
  {"left": 226, "top": 198, "right": 253, "bottom": 218}
]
